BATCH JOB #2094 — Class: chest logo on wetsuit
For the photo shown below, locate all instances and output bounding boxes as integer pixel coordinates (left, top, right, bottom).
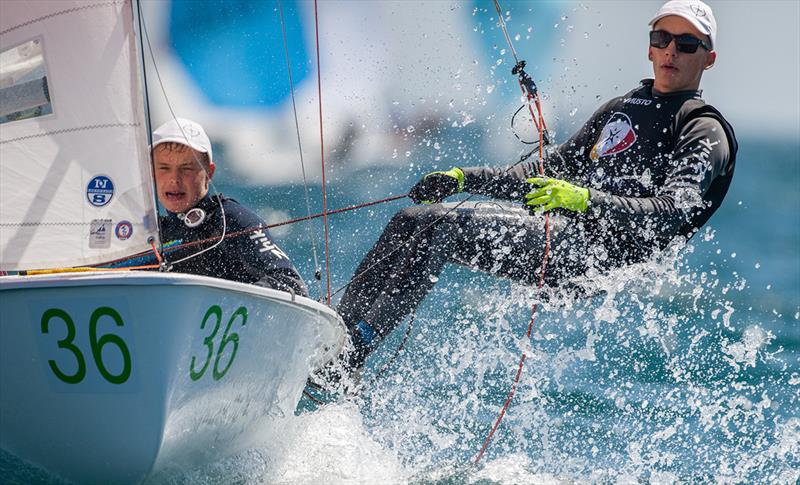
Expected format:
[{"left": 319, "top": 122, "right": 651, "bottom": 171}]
[{"left": 590, "top": 112, "right": 637, "bottom": 161}]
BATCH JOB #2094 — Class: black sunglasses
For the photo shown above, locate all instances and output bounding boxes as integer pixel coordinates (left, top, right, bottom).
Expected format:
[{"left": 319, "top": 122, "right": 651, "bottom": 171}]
[{"left": 649, "top": 30, "right": 711, "bottom": 54}]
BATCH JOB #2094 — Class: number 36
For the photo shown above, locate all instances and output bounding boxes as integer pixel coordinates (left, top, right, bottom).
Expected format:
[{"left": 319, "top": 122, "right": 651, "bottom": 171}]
[
  {"left": 40, "top": 306, "right": 132, "bottom": 385},
  {"left": 189, "top": 305, "right": 248, "bottom": 381}
]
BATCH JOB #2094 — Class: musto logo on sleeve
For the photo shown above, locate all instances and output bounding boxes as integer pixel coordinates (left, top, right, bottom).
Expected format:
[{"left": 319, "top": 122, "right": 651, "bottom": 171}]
[{"left": 590, "top": 112, "right": 637, "bottom": 161}]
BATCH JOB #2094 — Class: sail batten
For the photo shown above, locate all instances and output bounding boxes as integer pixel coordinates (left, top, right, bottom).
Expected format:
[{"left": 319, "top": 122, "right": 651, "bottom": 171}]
[{"left": 0, "top": 0, "right": 158, "bottom": 271}]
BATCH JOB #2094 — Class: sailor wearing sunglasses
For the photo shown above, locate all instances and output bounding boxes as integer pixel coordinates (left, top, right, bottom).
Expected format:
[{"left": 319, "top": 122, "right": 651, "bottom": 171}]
[
  {"left": 321, "top": 0, "right": 738, "bottom": 385},
  {"left": 648, "top": 0, "right": 717, "bottom": 93}
]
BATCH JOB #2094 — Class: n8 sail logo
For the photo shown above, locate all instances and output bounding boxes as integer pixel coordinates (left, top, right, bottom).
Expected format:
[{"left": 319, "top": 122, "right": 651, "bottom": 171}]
[{"left": 86, "top": 175, "right": 114, "bottom": 207}]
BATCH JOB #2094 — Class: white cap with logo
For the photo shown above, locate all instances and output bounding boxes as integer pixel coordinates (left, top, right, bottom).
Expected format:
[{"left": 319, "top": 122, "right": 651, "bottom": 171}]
[
  {"left": 649, "top": 0, "right": 717, "bottom": 49},
  {"left": 152, "top": 117, "right": 213, "bottom": 163}
]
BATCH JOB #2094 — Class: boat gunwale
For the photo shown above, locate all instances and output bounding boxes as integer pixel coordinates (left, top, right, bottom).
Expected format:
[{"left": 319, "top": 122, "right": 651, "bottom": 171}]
[{"left": 0, "top": 270, "right": 343, "bottom": 326}]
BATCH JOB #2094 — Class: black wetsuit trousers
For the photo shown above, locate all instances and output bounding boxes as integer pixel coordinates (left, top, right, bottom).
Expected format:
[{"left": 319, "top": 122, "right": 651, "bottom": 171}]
[{"left": 336, "top": 201, "right": 590, "bottom": 344}]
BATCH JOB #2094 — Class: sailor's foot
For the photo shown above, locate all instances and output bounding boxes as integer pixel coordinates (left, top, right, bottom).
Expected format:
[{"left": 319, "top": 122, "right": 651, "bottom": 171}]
[
  {"left": 303, "top": 365, "right": 362, "bottom": 405},
  {"left": 303, "top": 321, "right": 376, "bottom": 405}
]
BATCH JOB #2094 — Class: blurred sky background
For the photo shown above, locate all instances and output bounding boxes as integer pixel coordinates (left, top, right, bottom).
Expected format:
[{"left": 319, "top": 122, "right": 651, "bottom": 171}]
[{"left": 139, "top": 0, "right": 800, "bottom": 184}]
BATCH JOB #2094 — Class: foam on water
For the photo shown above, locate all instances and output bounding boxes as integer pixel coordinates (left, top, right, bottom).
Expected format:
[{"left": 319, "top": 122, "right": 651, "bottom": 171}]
[
  {"left": 266, "top": 403, "right": 405, "bottom": 484},
  {"left": 149, "top": 403, "right": 403, "bottom": 484},
  {"left": 8, "top": 210, "right": 780, "bottom": 484},
  {"left": 219, "top": 231, "right": 797, "bottom": 484}
]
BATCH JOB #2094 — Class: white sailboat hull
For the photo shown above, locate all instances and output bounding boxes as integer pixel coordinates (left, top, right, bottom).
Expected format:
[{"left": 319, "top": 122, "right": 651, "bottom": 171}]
[{"left": 0, "top": 271, "right": 344, "bottom": 484}]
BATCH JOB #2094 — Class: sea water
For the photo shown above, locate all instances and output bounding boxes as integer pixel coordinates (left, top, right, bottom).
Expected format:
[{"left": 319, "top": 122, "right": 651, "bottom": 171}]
[
  {"left": 3, "top": 137, "right": 797, "bottom": 484},
  {"left": 202, "top": 135, "right": 798, "bottom": 483}
]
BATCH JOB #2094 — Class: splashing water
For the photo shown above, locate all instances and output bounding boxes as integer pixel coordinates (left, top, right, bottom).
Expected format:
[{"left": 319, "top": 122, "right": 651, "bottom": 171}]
[
  {"left": 161, "top": 233, "right": 795, "bottom": 484},
  {"left": 3, "top": 164, "right": 783, "bottom": 485},
  {"left": 165, "top": 135, "right": 800, "bottom": 483}
]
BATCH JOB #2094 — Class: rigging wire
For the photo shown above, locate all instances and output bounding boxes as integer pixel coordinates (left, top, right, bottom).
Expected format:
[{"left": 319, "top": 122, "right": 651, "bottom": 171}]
[
  {"left": 473, "top": 0, "right": 552, "bottom": 465},
  {"left": 98, "top": 193, "right": 409, "bottom": 268},
  {"left": 133, "top": 0, "right": 163, "bottom": 258},
  {"left": 312, "top": 0, "right": 333, "bottom": 305},
  {"left": 139, "top": 4, "right": 228, "bottom": 268},
  {"left": 491, "top": 0, "right": 521, "bottom": 65},
  {"left": 267, "top": 194, "right": 408, "bottom": 230},
  {"left": 277, "top": 0, "right": 324, "bottom": 301}
]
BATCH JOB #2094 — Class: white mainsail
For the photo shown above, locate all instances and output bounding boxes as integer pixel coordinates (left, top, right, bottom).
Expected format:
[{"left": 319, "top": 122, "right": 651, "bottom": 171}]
[{"left": 0, "top": 0, "right": 158, "bottom": 270}]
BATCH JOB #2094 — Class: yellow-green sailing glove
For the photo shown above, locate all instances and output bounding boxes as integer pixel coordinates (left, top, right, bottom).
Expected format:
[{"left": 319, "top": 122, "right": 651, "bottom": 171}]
[
  {"left": 525, "top": 177, "right": 589, "bottom": 212},
  {"left": 409, "top": 167, "right": 465, "bottom": 204}
]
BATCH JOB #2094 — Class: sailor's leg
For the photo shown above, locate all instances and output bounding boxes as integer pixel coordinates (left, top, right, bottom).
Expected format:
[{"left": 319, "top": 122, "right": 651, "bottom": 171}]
[
  {"left": 336, "top": 201, "right": 586, "bottom": 370},
  {"left": 336, "top": 204, "right": 435, "bottom": 327},
  {"left": 441, "top": 201, "right": 585, "bottom": 286},
  {"left": 444, "top": 201, "right": 548, "bottom": 284},
  {"left": 356, "top": 204, "right": 455, "bottom": 335}
]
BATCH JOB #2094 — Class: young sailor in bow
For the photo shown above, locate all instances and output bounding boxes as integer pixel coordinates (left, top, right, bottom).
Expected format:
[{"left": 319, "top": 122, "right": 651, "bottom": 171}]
[{"left": 152, "top": 118, "right": 307, "bottom": 295}]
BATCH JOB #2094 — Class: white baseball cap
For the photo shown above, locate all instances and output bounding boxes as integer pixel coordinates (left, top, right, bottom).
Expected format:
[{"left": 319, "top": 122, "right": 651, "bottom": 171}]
[
  {"left": 152, "top": 117, "right": 213, "bottom": 163},
  {"left": 649, "top": 0, "right": 717, "bottom": 49}
]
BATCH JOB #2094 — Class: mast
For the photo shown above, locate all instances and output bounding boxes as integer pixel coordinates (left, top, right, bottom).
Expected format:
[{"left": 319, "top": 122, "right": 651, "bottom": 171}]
[{"left": 133, "top": 0, "right": 163, "bottom": 258}]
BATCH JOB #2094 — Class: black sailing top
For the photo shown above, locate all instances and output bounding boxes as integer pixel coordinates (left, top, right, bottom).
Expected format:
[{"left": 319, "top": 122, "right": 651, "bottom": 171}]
[
  {"left": 159, "top": 194, "right": 308, "bottom": 296},
  {"left": 461, "top": 79, "right": 738, "bottom": 267}
]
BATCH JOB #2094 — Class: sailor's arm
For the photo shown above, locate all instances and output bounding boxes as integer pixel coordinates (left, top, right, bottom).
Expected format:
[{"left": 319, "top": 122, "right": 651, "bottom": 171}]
[
  {"left": 253, "top": 267, "right": 309, "bottom": 296},
  {"left": 408, "top": 100, "right": 612, "bottom": 204},
  {"left": 410, "top": 159, "right": 581, "bottom": 204},
  {"left": 460, "top": 161, "right": 539, "bottom": 200}
]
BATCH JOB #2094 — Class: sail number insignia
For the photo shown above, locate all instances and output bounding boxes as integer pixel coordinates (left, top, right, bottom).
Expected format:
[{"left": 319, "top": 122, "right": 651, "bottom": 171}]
[
  {"left": 189, "top": 305, "right": 248, "bottom": 382},
  {"left": 38, "top": 303, "right": 248, "bottom": 385},
  {"left": 40, "top": 306, "right": 132, "bottom": 385}
]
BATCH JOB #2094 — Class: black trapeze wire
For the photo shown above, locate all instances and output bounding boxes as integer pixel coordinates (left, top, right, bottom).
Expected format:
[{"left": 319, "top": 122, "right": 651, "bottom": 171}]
[{"left": 511, "top": 103, "right": 542, "bottom": 145}]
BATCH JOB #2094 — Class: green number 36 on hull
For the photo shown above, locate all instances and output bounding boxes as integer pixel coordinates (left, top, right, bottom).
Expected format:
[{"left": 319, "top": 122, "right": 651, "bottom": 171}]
[
  {"left": 40, "top": 306, "right": 132, "bottom": 385},
  {"left": 189, "top": 305, "right": 248, "bottom": 382}
]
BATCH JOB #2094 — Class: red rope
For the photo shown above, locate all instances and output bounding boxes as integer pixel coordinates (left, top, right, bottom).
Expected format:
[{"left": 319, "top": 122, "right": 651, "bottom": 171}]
[
  {"left": 313, "top": 0, "right": 332, "bottom": 305},
  {"left": 267, "top": 193, "right": 408, "bottom": 229},
  {"left": 150, "top": 238, "right": 163, "bottom": 265},
  {"left": 97, "top": 194, "right": 408, "bottom": 269},
  {"left": 475, "top": 84, "right": 551, "bottom": 465}
]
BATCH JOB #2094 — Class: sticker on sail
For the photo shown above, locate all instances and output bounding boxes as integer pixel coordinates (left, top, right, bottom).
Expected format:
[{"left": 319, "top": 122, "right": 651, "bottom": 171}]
[
  {"left": 89, "top": 219, "right": 112, "bottom": 248},
  {"left": 86, "top": 175, "right": 114, "bottom": 207},
  {"left": 115, "top": 221, "right": 133, "bottom": 241},
  {"left": 590, "top": 112, "right": 637, "bottom": 161}
]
